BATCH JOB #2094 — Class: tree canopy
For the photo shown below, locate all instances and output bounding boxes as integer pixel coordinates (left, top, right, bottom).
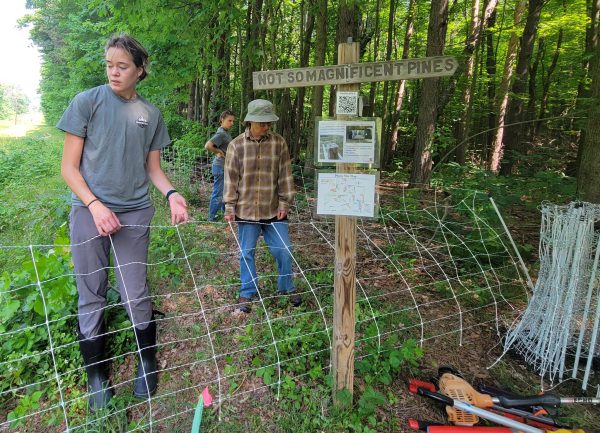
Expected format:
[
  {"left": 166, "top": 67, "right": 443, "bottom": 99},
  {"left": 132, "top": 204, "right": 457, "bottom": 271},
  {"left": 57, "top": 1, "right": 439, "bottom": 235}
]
[
  {"left": 23, "top": 0, "right": 599, "bottom": 197},
  {"left": 0, "top": 84, "right": 30, "bottom": 121}
]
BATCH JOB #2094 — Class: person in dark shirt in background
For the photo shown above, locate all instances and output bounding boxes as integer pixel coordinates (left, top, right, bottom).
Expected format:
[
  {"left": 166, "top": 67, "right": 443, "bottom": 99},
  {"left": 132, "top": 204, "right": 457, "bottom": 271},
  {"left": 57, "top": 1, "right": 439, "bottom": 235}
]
[{"left": 205, "top": 110, "right": 235, "bottom": 221}]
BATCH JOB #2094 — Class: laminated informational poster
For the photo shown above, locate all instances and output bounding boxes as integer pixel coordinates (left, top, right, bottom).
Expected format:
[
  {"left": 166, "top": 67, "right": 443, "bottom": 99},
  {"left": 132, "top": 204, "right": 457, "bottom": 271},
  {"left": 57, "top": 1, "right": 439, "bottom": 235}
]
[
  {"left": 317, "top": 120, "right": 376, "bottom": 164},
  {"left": 316, "top": 172, "right": 377, "bottom": 217}
]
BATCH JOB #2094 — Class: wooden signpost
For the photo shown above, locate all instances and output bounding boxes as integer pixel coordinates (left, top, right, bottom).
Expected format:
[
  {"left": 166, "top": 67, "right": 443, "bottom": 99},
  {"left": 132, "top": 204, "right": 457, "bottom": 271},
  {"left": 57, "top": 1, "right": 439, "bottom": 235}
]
[
  {"left": 252, "top": 40, "right": 457, "bottom": 404},
  {"left": 331, "top": 41, "right": 359, "bottom": 404}
]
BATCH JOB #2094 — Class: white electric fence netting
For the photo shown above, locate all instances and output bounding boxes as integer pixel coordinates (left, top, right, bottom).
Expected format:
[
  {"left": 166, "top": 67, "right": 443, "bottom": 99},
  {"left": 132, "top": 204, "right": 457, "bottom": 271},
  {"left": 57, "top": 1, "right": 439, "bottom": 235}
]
[
  {"left": 497, "top": 202, "right": 600, "bottom": 394},
  {"left": 0, "top": 150, "right": 550, "bottom": 432}
]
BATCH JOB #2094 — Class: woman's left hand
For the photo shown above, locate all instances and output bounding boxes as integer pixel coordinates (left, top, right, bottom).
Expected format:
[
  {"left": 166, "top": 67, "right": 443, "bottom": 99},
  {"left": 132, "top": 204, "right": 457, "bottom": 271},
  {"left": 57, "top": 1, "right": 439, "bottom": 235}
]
[{"left": 169, "top": 193, "right": 189, "bottom": 224}]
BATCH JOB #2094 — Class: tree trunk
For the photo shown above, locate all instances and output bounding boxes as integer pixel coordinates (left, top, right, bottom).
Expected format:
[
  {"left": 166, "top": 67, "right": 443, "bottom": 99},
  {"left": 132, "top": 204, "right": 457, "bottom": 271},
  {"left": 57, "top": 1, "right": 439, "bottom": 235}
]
[
  {"left": 409, "top": 0, "right": 449, "bottom": 187},
  {"left": 536, "top": 29, "right": 563, "bottom": 135},
  {"left": 279, "top": 89, "right": 293, "bottom": 150},
  {"left": 242, "top": 0, "right": 264, "bottom": 103},
  {"left": 379, "top": 0, "right": 398, "bottom": 167},
  {"left": 197, "top": 77, "right": 205, "bottom": 122},
  {"left": 525, "top": 37, "right": 544, "bottom": 140},
  {"left": 210, "top": 27, "right": 230, "bottom": 125},
  {"left": 337, "top": 2, "right": 359, "bottom": 47},
  {"left": 365, "top": 0, "right": 381, "bottom": 117},
  {"left": 499, "top": 0, "right": 544, "bottom": 176},
  {"left": 187, "top": 78, "right": 197, "bottom": 121},
  {"left": 573, "top": 0, "right": 599, "bottom": 175},
  {"left": 437, "top": 0, "right": 498, "bottom": 116},
  {"left": 241, "top": 2, "right": 253, "bottom": 104},
  {"left": 454, "top": 0, "right": 481, "bottom": 165},
  {"left": 275, "top": 16, "right": 296, "bottom": 147},
  {"left": 388, "top": 0, "right": 416, "bottom": 166},
  {"left": 484, "top": 9, "right": 497, "bottom": 163},
  {"left": 201, "top": 65, "right": 212, "bottom": 126},
  {"left": 576, "top": 20, "right": 600, "bottom": 203},
  {"left": 488, "top": 0, "right": 526, "bottom": 172},
  {"left": 291, "top": 0, "right": 315, "bottom": 162},
  {"left": 305, "top": 0, "right": 328, "bottom": 174},
  {"left": 329, "top": 0, "right": 360, "bottom": 117}
]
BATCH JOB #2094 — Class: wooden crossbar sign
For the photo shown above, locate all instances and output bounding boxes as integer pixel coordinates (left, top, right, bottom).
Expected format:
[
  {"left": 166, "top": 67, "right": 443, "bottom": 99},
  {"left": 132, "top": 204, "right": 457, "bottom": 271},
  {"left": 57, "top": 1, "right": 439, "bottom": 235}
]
[{"left": 253, "top": 56, "right": 458, "bottom": 90}]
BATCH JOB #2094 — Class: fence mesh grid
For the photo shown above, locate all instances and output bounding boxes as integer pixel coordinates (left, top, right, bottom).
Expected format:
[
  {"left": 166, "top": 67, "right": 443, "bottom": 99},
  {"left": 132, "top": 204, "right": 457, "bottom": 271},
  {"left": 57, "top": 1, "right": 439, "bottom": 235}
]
[{"left": 2, "top": 149, "right": 581, "bottom": 432}]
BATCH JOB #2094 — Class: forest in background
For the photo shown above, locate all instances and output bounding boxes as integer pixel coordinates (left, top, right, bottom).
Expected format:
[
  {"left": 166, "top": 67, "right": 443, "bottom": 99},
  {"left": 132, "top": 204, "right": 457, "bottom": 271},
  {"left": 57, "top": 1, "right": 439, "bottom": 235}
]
[{"left": 22, "top": 0, "right": 600, "bottom": 201}]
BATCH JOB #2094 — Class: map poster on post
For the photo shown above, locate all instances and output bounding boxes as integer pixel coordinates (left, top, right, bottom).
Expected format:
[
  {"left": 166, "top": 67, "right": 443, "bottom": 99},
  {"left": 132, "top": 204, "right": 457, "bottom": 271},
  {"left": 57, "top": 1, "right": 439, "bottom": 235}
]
[
  {"left": 316, "top": 172, "right": 378, "bottom": 218},
  {"left": 316, "top": 118, "right": 379, "bottom": 166}
]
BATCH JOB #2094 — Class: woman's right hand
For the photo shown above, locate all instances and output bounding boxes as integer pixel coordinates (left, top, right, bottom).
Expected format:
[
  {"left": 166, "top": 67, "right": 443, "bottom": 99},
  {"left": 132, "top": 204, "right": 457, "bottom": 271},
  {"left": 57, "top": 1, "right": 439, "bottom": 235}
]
[{"left": 88, "top": 201, "right": 121, "bottom": 236}]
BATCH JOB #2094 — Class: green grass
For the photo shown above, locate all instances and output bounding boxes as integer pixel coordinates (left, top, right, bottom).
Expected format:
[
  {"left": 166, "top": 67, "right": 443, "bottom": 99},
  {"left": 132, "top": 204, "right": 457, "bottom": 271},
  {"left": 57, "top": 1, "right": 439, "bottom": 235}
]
[{"left": 0, "top": 125, "right": 69, "bottom": 243}]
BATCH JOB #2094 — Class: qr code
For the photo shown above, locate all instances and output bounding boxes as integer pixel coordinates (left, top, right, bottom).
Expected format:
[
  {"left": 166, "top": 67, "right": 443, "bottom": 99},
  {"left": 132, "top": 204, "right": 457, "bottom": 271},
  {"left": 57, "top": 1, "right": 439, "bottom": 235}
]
[{"left": 336, "top": 91, "right": 359, "bottom": 115}]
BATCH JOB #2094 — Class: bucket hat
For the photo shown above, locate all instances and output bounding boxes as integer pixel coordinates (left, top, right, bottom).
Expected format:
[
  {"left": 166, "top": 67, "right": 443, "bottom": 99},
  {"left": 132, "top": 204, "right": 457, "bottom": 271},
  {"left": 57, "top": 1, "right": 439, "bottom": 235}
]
[{"left": 244, "top": 99, "right": 279, "bottom": 122}]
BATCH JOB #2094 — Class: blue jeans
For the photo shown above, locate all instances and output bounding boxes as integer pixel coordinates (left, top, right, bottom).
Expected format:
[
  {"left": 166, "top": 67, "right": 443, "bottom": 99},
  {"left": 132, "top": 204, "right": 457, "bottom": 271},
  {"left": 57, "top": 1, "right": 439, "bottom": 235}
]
[
  {"left": 208, "top": 162, "right": 225, "bottom": 221},
  {"left": 238, "top": 220, "right": 295, "bottom": 299}
]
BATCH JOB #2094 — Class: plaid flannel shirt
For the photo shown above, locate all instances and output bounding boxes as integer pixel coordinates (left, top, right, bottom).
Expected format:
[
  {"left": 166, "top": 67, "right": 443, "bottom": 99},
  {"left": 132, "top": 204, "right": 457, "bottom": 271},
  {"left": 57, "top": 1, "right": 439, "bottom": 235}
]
[{"left": 223, "top": 128, "right": 294, "bottom": 221}]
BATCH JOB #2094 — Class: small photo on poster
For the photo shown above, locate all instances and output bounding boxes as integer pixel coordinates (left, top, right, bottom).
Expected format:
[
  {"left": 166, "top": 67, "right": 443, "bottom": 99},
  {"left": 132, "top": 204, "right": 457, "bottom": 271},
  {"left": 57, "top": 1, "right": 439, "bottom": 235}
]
[
  {"left": 342, "top": 121, "right": 375, "bottom": 164},
  {"left": 346, "top": 125, "right": 373, "bottom": 142},
  {"left": 320, "top": 136, "right": 344, "bottom": 160},
  {"left": 318, "top": 121, "right": 346, "bottom": 163}
]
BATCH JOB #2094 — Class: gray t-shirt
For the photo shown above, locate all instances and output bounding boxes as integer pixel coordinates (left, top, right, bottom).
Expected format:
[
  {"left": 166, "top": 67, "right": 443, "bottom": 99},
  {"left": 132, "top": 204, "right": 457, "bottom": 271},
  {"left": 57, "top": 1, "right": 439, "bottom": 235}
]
[
  {"left": 57, "top": 85, "right": 170, "bottom": 212},
  {"left": 210, "top": 126, "right": 232, "bottom": 166}
]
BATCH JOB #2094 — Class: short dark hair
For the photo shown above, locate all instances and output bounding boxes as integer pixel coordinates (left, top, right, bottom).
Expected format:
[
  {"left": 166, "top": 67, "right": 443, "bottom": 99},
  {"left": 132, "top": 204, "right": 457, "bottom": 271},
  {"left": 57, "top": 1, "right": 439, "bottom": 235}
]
[
  {"left": 105, "top": 34, "right": 149, "bottom": 81},
  {"left": 219, "top": 110, "right": 235, "bottom": 123}
]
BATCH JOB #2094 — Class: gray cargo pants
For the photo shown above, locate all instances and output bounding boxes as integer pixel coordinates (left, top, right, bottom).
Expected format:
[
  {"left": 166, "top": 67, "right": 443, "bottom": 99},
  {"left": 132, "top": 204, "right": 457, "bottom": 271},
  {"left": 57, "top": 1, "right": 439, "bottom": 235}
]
[{"left": 70, "top": 205, "right": 155, "bottom": 338}]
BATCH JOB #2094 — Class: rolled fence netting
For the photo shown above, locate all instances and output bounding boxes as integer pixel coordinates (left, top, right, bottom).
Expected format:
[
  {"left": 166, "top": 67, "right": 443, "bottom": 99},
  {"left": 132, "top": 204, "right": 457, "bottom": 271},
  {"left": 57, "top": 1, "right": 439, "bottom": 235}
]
[{"left": 500, "top": 202, "right": 600, "bottom": 391}]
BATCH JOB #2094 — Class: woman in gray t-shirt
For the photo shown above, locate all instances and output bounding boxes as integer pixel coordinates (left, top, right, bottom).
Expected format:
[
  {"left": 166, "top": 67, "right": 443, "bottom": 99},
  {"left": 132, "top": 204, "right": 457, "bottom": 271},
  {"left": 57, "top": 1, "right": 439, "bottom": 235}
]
[{"left": 58, "top": 34, "right": 188, "bottom": 410}]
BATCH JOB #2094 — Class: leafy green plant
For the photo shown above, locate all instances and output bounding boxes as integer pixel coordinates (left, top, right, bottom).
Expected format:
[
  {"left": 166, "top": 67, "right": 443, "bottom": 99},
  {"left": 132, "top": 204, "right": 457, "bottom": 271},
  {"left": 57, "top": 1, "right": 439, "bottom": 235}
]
[
  {"left": 6, "top": 390, "right": 43, "bottom": 428},
  {"left": 1, "top": 225, "right": 79, "bottom": 426},
  {"left": 223, "top": 355, "right": 240, "bottom": 394},
  {"left": 255, "top": 362, "right": 276, "bottom": 385},
  {"left": 356, "top": 323, "right": 424, "bottom": 387},
  {"left": 148, "top": 227, "right": 184, "bottom": 285},
  {"left": 357, "top": 385, "right": 387, "bottom": 417}
]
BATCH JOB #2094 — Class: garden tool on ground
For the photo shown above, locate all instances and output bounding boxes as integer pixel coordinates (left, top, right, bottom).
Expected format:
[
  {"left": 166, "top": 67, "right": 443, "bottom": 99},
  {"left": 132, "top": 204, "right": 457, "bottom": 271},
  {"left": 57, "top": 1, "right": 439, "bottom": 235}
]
[
  {"left": 407, "top": 418, "right": 584, "bottom": 433},
  {"left": 412, "top": 385, "right": 585, "bottom": 433},
  {"left": 408, "top": 378, "right": 563, "bottom": 430},
  {"left": 437, "top": 371, "right": 598, "bottom": 427},
  {"left": 408, "top": 418, "right": 544, "bottom": 432}
]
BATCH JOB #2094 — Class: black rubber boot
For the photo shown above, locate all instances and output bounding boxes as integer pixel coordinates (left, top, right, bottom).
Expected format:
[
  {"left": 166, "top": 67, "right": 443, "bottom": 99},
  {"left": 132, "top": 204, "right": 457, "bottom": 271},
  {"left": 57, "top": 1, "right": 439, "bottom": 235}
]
[
  {"left": 78, "top": 329, "right": 113, "bottom": 411},
  {"left": 133, "top": 319, "right": 158, "bottom": 398}
]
